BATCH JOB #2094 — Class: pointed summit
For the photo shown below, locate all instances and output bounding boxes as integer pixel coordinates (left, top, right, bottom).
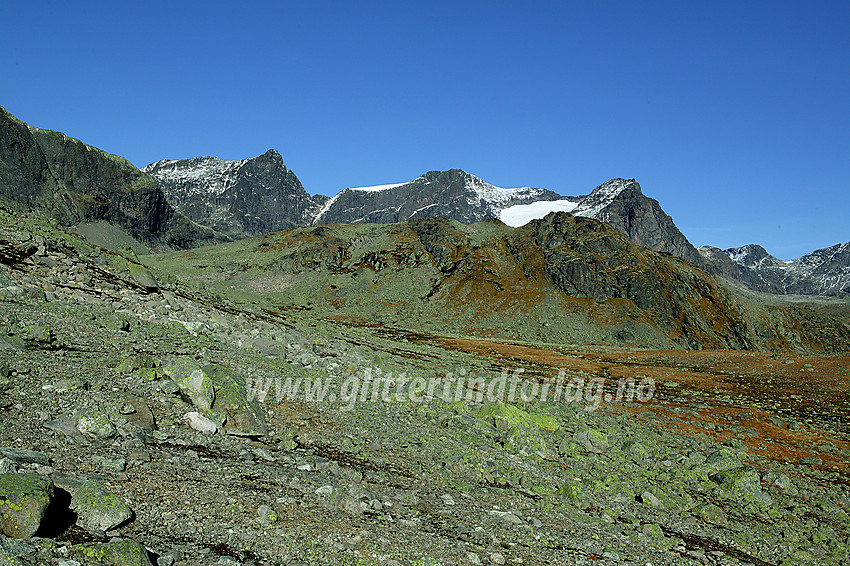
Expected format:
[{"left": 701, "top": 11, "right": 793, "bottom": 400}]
[
  {"left": 567, "top": 178, "right": 702, "bottom": 264},
  {"left": 144, "top": 151, "right": 320, "bottom": 238}
]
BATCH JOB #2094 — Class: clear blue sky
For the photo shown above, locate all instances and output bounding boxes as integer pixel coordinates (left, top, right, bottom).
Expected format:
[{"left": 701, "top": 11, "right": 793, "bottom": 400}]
[{"left": 2, "top": 1, "right": 848, "bottom": 259}]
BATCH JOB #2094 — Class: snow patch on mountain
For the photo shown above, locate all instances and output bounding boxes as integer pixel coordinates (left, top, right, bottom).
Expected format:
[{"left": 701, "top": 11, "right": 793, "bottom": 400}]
[
  {"left": 500, "top": 199, "right": 581, "bottom": 227},
  {"left": 571, "top": 178, "right": 633, "bottom": 218},
  {"left": 143, "top": 157, "right": 248, "bottom": 198},
  {"left": 348, "top": 182, "right": 409, "bottom": 192}
]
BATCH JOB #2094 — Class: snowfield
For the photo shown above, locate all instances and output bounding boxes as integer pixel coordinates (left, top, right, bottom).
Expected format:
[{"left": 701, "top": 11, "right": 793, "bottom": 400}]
[{"left": 499, "top": 199, "right": 581, "bottom": 227}]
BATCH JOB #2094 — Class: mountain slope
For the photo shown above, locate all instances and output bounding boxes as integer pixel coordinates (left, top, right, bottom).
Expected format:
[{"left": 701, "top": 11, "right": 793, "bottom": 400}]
[
  {"left": 700, "top": 242, "right": 850, "bottom": 296},
  {"left": 0, "top": 105, "right": 218, "bottom": 249},
  {"left": 144, "top": 150, "right": 320, "bottom": 239},
  {"left": 144, "top": 212, "right": 850, "bottom": 353},
  {"left": 313, "top": 169, "right": 562, "bottom": 225}
]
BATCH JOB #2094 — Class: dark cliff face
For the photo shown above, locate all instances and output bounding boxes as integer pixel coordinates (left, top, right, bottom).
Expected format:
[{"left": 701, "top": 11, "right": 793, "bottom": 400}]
[
  {"left": 572, "top": 179, "right": 704, "bottom": 266},
  {"left": 314, "top": 169, "right": 562, "bottom": 226},
  {"left": 144, "top": 150, "right": 319, "bottom": 239},
  {"left": 0, "top": 106, "right": 218, "bottom": 249}
]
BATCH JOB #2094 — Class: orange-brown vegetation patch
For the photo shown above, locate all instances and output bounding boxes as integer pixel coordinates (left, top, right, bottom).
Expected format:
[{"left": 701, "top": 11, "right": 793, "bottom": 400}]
[{"left": 411, "top": 335, "right": 850, "bottom": 477}]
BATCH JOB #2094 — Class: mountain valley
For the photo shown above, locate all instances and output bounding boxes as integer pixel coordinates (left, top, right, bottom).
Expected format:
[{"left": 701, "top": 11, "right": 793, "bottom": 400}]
[{"left": 1, "top": 106, "right": 849, "bottom": 566}]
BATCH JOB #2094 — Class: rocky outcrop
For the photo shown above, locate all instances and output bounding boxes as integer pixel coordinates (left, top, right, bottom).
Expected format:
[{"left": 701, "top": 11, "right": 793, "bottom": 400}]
[
  {"left": 0, "top": 106, "right": 219, "bottom": 249},
  {"left": 313, "top": 169, "right": 561, "bottom": 226},
  {"left": 193, "top": 212, "right": 850, "bottom": 352},
  {"left": 144, "top": 150, "right": 321, "bottom": 238}
]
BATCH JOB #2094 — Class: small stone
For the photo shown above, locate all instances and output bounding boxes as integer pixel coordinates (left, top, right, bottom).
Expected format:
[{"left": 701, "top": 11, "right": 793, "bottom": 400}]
[
  {"left": 257, "top": 504, "right": 277, "bottom": 524},
  {"left": 692, "top": 502, "right": 727, "bottom": 526},
  {"left": 639, "top": 491, "right": 664, "bottom": 508},
  {"left": 441, "top": 493, "right": 456, "bottom": 506},
  {"left": 75, "top": 538, "right": 152, "bottom": 566},
  {"left": 315, "top": 485, "right": 334, "bottom": 497},
  {"left": 183, "top": 412, "right": 217, "bottom": 435},
  {"left": 0, "top": 458, "right": 16, "bottom": 474},
  {"left": 574, "top": 428, "right": 609, "bottom": 454},
  {"left": 52, "top": 378, "right": 89, "bottom": 393},
  {"left": 158, "top": 380, "right": 180, "bottom": 395},
  {"left": 489, "top": 552, "right": 506, "bottom": 565}
]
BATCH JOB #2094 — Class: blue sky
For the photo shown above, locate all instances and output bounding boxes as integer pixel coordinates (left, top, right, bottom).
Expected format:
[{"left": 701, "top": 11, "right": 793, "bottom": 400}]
[{"left": 2, "top": 1, "right": 848, "bottom": 259}]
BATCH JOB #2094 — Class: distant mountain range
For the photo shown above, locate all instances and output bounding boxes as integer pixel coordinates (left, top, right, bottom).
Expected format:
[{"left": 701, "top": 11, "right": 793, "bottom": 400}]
[
  {"left": 143, "top": 153, "right": 850, "bottom": 297},
  {"left": 0, "top": 105, "right": 846, "bottom": 297},
  {"left": 699, "top": 243, "right": 850, "bottom": 296}
]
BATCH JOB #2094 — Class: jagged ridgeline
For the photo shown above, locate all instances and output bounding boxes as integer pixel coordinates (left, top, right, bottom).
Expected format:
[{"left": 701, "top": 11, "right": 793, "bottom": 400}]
[
  {"left": 143, "top": 151, "right": 326, "bottom": 239},
  {"left": 0, "top": 106, "right": 221, "bottom": 249},
  {"left": 143, "top": 214, "right": 850, "bottom": 352}
]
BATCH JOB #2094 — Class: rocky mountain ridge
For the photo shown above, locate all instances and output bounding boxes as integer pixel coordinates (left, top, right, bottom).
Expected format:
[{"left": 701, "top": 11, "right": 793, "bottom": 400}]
[
  {"left": 699, "top": 242, "right": 850, "bottom": 296},
  {"left": 144, "top": 210, "right": 850, "bottom": 353},
  {"left": 312, "top": 169, "right": 561, "bottom": 226},
  {"left": 143, "top": 150, "right": 324, "bottom": 239}
]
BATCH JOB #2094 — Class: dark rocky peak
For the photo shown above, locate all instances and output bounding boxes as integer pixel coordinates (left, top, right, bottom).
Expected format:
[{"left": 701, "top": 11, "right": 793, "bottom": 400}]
[
  {"left": 570, "top": 178, "right": 703, "bottom": 265},
  {"left": 313, "top": 169, "right": 561, "bottom": 226},
  {"left": 724, "top": 244, "right": 785, "bottom": 269},
  {"left": 144, "top": 150, "right": 319, "bottom": 239}
]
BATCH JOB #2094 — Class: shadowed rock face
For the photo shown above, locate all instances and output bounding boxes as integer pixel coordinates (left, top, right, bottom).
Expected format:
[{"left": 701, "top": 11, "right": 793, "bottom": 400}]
[
  {"left": 571, "top": 178, "right": 704, "bottom": 265},
  {"left": 314, "top": 169, "right": 562, "bottom": 226},
  {"left": 0, "top": 105, "right": 219, "bottom": 249},
  {"left": 144, "top": 150, "right": 323, "bottom": 239}
]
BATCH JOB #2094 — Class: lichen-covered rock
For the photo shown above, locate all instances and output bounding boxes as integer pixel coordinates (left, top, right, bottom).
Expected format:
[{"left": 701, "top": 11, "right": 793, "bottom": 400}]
[
  {"left": 76, "top": 409, "right": 117, "bottom": 440},
  {"left": 692, "top": 502, "right": 728, "bottom": 526},
  {"left": 161, "top": 357, "right": 215, "bottom": 413},
  {"left": 702, "top": 449, "right": 744, "bottom": 471},
  {"left": 70, "top": 481, "right": 133, "bottom": 534},
  {"left": 0, "top": 534, "right": 36, "bottom": 560},
  {"left": 0, "top": 473, "right": 53, "bottom": 538},
  {"left": 0, "top": 449, "right": 48, "bottom": 467},
  {"left": 13, "top": 323, "right": 53, "bottom": 349},
  {"left": 200, "top": 363, "right": 267, "bottom": 436},
  {"left": 711, "top": 466, "right": 768, "bottom": 510},
  {"left": 73, "top": 537, "right": 152, "bottom": 566},
  {"left": 573, "top": 427, "right": 610, "bottom": 454},
  {"left": 476, "top": 402, "right": 559, "bottom": 432}
]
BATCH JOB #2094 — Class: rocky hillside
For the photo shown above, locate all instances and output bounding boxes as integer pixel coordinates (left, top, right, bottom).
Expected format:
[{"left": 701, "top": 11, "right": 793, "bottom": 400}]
[
  {"left": 144, "top": 150, "right": 323, "bottom": 239},
  {"left": 145, "top": 211, "right": 850, "bottom": 353},
  {"left": 313, "top": 169, "right": 561, "bottom": 225},
  {"left": 0, "top": 106, "right": 219, "bottom": 250},
  {"left": 700, "top": 242, "right": 850, "bottom": 296},
  {"left": 3, "top": 208, "right": 850, "bottom": 565}
]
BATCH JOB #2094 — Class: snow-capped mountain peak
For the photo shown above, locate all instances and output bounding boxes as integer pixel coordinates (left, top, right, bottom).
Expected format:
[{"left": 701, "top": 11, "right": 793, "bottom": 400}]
[
  {"left": 144, "top": 156, "right": 250, "bottom": 198},
  {"left": 143, "top": 150, "right": 317, "bottom": 238},
  {"left": 571, "top": 178, "right": 636, "bottom": 218}
]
